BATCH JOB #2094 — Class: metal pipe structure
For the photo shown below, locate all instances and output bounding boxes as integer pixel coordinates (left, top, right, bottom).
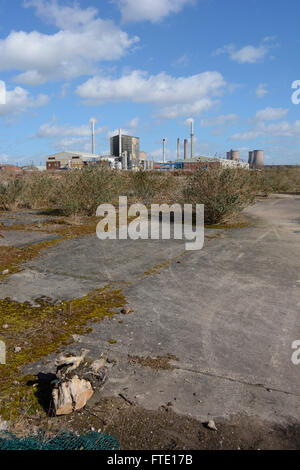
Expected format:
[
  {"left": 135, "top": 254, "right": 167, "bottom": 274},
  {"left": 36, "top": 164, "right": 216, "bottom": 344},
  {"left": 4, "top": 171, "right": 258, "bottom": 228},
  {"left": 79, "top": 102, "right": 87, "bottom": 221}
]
[
  {"left": 177, "top": 138, "right": 180, "bottom": 161},
  {"left": 90, "top": 118, "right": 96, "bottom": 155},
  {"left": 163, "top": 138, "right": 166, "bottom": 163},
  {"left": 190, "top": 120, "right": 194, "bottom": 160},
  {"left": 184, "top": 139, "right": 188, "bottom": 160}
]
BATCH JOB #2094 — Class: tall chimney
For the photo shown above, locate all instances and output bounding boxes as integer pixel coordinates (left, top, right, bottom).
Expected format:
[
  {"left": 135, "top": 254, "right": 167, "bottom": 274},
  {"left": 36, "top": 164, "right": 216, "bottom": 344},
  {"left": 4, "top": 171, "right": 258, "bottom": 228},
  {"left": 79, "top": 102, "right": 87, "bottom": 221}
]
[
  {"left": 177, "top": 138, "right": 180, "bottom": 161},
  {"left": 90, "top": 118, "right": 96, "bottom": 154},
  {"left": 190, "top": 120, "right": 194, "bottom": 160},
  {"left": 163, "top": 138, "right": 166, "bottom": 163},
  {"left": 119, "top": 128, "right": 122, "bottom": 157},
  {"left": 184, "top": 139, "right": 188, "bottom": 160}
]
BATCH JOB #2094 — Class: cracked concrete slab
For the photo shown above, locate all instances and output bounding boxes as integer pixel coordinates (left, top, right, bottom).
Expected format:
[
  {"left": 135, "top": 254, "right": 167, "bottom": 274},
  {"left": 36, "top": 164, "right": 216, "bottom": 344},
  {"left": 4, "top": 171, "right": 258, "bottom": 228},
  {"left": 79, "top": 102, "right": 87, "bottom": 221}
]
[
  {"left": 21, "top": 196, "right": 300, "bottom": 427},
  {"left": 0, "top": 230, "right": 222, "bottom": 302},
  {"left": 0, "top": 230, "right": 60, "bottom": 248}
]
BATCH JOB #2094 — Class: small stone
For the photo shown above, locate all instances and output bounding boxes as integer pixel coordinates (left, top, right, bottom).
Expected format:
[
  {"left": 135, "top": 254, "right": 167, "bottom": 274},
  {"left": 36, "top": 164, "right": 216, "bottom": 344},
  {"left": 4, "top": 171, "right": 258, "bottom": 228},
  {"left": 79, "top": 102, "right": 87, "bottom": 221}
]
[
  {"left": 121, "top": 306, "right": 132, "bottom": 315},
  {"left": 1, "top": 269, "right": 9, "bottom": 275},
  {"left": 90, "top": 356, "right": 107, "bottom": 373},
  {"left": 2, "top": 324, "right": 9, "bottom": 329},
  {"left": 14, "top": 346, "right": 22, "bottom": 353},
  {"left": 206, "top": 420, "right": 217, "bottom": 431}
]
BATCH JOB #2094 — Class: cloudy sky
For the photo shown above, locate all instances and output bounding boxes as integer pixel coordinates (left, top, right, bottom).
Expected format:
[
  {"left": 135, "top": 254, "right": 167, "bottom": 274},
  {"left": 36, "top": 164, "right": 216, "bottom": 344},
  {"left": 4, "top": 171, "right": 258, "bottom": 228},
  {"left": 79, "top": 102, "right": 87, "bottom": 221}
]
[{"left": 0, "top": 0, "right": 299, "bottom": 165}]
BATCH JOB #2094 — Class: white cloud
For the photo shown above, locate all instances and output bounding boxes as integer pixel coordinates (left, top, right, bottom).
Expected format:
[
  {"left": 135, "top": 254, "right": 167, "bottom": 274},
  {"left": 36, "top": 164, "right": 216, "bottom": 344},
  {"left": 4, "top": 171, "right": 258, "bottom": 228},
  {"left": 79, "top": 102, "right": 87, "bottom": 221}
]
[
  {"left": 76, "top": 70, "right": 226, "bottom": 119},
  {"left": 200, "top": 114, "right": 239, "bottom": 126},
  {"left": 233, "top": 121, "right": 300, "bottom": 139},
  {"left": 33, "top": 119, "right": 106, "bottom": 152},
  {"left": 34, "top": 121, "right": 104, "bottom": 139},
  {"left": 116, "top": 0, "right": 194, "bottom": 23},
  {"left": 173, "top": 54, "right": 190, "bottom": 67},
  {"left": 215, "top": 38, "right": 275, "bottom": 64},
  {"left": 125, "top": 117, "right": 140, "bottom": 130},
  {"left": 230, "top": 107, "right": 300, "bottom": 140},
  {"left": 232, "top": 121, "right": 300, "bottom": 140},
  {"left": 0, "top": 0, "right": 138, "bottom": 85},
  {"left": 254, "top": 107, "right": 288, "bottom": 122},
  {"left": 255, "top": 83, "right": 268, "bottom": 98},
  {"left": 0, "top": 86, "right": 49, "bottom": 117}
]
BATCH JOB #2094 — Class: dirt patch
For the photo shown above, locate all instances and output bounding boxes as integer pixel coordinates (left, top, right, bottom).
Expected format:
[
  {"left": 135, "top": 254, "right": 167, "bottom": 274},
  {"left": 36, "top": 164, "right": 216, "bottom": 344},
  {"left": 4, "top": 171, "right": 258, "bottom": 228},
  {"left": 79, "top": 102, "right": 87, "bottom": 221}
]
[
  {"left": 128, "top": 354, "right": 178, "bottom": 370},
  {"left": 10, "top": 397, "right": 300, "bottom": 450}
]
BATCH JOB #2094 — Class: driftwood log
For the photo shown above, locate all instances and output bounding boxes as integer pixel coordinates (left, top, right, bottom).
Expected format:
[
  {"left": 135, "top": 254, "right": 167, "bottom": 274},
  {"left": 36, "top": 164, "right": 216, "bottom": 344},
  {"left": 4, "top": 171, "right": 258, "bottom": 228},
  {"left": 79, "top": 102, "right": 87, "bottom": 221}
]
[{"left": 51, "top": 349, "right": 107, "bottom": 416}]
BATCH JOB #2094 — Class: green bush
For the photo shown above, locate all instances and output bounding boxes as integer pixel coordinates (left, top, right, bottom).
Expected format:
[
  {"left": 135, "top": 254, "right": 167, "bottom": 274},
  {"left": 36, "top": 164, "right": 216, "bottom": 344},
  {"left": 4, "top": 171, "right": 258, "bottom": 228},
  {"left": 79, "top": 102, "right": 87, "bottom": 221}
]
[
  {"left": 183, "top": 167, "right": 256, "bottom": 224},
  {"left": 55, "top": 166, "right": 122, "bottom": 216},
  {"left": 128, "top": 170, "right": 178, "bottom": 204},
  {"left": 0, "top": 178, "right": 26, "bottom": 210},
  {"left": 262, "top": 167, "right": 300, "bottom": 194}
]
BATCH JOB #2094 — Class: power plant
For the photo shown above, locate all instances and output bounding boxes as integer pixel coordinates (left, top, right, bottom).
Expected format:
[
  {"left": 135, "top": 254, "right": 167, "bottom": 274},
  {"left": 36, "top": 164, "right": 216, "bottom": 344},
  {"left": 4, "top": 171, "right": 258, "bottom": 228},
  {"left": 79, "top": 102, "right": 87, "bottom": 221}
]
[{"left": 45, "top": 118, "right": 264, "bottom": 171}]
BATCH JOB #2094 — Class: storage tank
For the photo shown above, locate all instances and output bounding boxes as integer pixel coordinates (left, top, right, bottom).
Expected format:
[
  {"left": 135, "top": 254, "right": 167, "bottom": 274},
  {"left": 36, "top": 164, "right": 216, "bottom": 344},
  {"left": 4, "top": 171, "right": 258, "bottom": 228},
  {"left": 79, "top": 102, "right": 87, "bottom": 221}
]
[{"left": 253, "top": 150, "right": 264, "bottom": 168}]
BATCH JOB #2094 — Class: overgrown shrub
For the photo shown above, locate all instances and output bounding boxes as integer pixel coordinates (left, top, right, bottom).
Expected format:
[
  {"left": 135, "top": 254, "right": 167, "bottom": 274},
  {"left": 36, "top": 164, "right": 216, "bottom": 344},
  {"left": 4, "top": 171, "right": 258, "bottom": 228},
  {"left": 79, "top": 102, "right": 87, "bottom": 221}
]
[
  {"left": 183, "top": 167, "right": 256, "bottom": 224},
  {"left": 21, "top": 173, "right": 57, "bottom": 209},
  {"left": 127, "top": 170, "right": 179, "bottom": 204},
  {"left": 262, "top": 167, "right": 300, "bottom": 193},
  {"left": 55, "top": 166, "right": 122, "bottom": 216},
  {"left": 0, "top": 178, "right": 27, "bottom": 210}
]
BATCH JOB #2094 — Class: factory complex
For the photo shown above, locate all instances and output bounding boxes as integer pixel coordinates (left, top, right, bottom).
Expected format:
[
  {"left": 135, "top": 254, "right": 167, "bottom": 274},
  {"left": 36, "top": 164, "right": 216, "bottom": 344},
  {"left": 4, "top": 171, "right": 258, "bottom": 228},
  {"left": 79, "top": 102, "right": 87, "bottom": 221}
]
[{"left": 44, "top": 120, "right": 264, "bottom": 172}]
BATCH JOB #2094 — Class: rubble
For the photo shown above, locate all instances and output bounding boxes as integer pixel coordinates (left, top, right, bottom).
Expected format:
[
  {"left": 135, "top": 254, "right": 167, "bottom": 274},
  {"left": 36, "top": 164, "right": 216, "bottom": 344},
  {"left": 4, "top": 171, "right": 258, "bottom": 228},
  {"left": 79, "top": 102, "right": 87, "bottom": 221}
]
[{"left": 51, "top": 349, "right": 108, "bottom": 416}]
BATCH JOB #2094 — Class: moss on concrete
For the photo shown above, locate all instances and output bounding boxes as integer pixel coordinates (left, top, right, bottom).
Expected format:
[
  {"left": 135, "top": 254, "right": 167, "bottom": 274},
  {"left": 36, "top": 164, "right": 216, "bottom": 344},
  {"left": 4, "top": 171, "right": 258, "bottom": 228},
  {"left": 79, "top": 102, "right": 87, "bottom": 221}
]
[{"left": 0, "top": 286, "right": 126, "bottom": 421}]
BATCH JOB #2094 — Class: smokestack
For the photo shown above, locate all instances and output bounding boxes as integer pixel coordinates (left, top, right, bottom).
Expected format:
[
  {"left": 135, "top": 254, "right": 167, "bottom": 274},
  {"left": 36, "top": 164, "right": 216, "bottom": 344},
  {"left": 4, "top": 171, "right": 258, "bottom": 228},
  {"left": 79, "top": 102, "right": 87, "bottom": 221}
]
[
  {"left": 90, "top": 118, "right": 96, "bottom": 154},
  {"left": 119, "top": 128, "right": 122, "bottom": 157},
  {"left": 184, "top": 139, "right": 188, "bottom": 160},
  {"left": 177, "top": 138, "right": 180, "bottom": 161},
  {"left": 163, "top": 138, "right": 166, "bottom": 163},
  {"left": 190, "top": 120, "right": 194, "bottom": 160}
]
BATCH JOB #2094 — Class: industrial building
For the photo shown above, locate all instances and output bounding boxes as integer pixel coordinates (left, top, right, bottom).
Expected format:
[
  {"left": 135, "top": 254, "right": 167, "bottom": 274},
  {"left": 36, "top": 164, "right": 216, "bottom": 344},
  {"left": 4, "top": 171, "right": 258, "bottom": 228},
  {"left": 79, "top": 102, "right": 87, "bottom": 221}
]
[
  {"left": 46, "top": 151, "right": 112, "bottom": 170},
  {"left": 110, "top": 130, "right": 140, "bottom": 169},
  {"left": 155, "top": 155, "right": 249, "bottom": 171}
]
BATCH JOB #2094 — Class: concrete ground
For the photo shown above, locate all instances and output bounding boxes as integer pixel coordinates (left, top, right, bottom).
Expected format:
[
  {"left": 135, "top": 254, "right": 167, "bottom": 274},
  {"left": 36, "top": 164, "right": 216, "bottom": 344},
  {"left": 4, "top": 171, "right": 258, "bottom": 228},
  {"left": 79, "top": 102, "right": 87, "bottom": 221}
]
[{"left": 1, "top": 196, "right": 300, "bottom": 447}]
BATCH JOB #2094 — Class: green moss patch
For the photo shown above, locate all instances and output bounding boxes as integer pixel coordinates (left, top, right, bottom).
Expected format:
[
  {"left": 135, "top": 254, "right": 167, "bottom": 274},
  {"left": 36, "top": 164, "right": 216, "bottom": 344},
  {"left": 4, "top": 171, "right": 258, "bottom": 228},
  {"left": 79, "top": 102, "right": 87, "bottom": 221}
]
[{"left": 0, "top": 286, "right": 126, "bottom": 421}]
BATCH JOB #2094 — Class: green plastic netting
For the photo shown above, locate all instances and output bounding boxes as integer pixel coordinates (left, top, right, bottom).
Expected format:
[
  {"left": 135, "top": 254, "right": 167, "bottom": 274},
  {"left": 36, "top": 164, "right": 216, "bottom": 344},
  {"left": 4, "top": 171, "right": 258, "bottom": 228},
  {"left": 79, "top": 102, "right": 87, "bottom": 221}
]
[{"left": 0, "top": 431, "right": 120, "bottom": 450}]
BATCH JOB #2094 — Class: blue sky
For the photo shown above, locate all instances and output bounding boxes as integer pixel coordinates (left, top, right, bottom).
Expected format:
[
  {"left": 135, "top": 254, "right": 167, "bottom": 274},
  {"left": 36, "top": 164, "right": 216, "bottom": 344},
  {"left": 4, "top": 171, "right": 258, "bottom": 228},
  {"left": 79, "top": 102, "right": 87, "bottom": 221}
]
[{"left": 0, "top": 0, "right": 299, "bottom": 165}]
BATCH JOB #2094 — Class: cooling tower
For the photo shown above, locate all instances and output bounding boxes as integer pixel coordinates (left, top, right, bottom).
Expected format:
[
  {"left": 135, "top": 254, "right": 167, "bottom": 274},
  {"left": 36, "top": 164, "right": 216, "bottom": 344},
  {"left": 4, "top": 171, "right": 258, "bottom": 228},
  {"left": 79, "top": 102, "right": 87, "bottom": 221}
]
[
  {"left": 253, "top": 150, "right": 264, "bottom": 168},
  {"left": 231, "top": 150, "right": 239, "bottom": 161},
  {"left": 184, "top": 139, "right": 188, "bottom": 160},
  {"left": 248, "top": 151, "right": 254, "bottom": 166}
]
